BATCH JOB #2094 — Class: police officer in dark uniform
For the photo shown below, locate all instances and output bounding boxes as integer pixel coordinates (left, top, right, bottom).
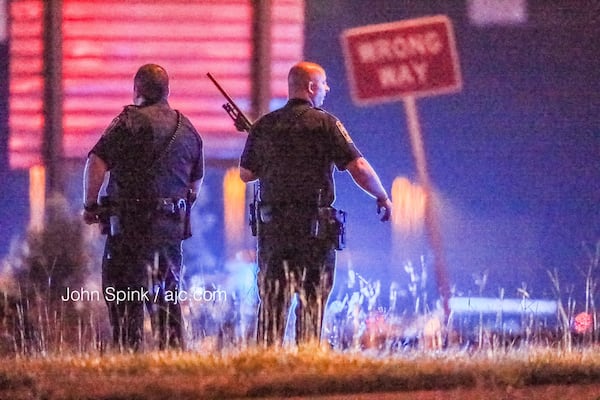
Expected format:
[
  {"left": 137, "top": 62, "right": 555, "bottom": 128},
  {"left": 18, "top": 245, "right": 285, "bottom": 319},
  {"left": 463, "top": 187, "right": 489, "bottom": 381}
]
[
  {"left": 239, "top": 61, "right": 392, "bottom": 347},
  {"left": 83, "top": 64, "right": 204, "bottom": 351}
]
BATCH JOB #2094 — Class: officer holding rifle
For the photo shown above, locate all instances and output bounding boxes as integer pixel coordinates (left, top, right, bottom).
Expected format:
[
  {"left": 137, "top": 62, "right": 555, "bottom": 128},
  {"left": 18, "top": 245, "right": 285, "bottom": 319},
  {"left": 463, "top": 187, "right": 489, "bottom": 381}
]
[{"left": 237, "top": 61, "right": 392, "bottom": 347}]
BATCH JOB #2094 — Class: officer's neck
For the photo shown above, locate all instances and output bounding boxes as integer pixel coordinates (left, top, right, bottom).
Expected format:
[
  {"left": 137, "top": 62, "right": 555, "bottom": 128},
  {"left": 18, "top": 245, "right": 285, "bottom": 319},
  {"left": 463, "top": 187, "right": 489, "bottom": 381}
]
[
  {"left": 134, "top": 97, "right": 169, "bottom": 107},
  {"left": 288, "top": 97, "right": 314, "bottom": 107}
]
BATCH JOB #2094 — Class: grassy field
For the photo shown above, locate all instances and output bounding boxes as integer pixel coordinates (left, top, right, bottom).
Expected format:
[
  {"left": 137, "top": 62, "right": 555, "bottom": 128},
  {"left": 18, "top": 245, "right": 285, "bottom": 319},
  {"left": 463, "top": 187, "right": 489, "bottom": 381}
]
[
  {"left": 2, "top": 219, "right": 598, "bottom": 398},
  {"left": 2, "top": 344, "right": 600, "bottom": 399}
]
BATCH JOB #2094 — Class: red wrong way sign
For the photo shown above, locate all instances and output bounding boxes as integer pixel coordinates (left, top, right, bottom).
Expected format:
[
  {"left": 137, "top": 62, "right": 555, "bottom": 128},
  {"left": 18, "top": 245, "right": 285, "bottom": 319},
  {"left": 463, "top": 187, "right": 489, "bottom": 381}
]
[{"left": 341, "top": 15, "right": 462, "bottom": 105}]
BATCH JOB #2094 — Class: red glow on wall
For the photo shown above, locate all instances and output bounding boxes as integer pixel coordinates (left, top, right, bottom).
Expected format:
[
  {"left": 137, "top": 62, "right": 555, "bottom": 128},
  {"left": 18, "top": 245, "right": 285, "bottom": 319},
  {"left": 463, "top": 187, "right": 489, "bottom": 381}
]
[{"left": 9, "top": 0, "right": 304, "bottom": 169}]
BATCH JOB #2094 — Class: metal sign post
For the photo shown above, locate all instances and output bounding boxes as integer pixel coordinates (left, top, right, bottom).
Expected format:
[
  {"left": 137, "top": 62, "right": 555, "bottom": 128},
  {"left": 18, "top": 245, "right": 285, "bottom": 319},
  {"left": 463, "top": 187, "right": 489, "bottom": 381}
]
[
  {"left": 341, "top": 15, "right": 462, "bottom": 320},
  {"left": 403, "top": 95, "right": 451, "bottom": 317}
]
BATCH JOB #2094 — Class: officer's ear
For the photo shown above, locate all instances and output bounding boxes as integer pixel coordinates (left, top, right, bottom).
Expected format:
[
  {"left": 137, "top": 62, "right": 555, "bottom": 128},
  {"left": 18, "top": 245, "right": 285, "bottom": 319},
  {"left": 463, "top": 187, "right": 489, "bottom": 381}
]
[
  {"left": 307, "top": 80, "right": 315, "bottom": 95},
  {"left": 134, "top": 95, "right": 147, "bottom": 106}
]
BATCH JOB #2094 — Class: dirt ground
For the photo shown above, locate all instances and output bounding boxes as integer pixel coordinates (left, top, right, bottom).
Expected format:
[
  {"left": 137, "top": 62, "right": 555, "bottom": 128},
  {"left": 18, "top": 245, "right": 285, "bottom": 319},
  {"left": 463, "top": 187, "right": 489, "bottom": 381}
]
[{"left": 271, "top": 384, "right": 600, "bottom": 400}]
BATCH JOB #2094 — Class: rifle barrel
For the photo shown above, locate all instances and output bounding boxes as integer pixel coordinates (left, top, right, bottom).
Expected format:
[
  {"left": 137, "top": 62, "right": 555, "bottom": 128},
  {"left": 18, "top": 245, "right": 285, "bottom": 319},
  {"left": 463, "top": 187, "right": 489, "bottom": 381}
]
[
  {"left": 206, "top": 72, "right": 252, "bottom": 131},
  {"left": 206, "top": 72, "right": 236, "bottom": 107}
]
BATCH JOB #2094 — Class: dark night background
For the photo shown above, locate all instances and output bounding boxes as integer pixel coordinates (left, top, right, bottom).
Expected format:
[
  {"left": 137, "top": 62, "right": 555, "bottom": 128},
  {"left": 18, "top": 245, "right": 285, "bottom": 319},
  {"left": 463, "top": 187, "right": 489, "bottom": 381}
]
[
  {"left": 302, "top": 0, "right": 599, "bottom": 300},
  {"left": 0, "top": 1, "right": 599, "bottom": 305}
]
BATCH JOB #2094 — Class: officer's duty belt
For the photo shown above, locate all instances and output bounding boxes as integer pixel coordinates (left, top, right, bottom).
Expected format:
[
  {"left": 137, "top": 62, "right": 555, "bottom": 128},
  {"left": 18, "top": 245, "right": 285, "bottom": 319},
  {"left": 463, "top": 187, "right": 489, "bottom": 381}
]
[
  {"left": 110, "top": 197, "right": 187, "bottom": 213},
  {"left": 260, "top": 201, "right": 320, "bottom": 210}
]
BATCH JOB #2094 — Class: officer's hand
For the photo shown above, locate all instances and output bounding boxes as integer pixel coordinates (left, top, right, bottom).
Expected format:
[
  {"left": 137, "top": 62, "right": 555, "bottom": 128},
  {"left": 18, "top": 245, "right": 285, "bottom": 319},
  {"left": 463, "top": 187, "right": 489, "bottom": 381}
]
[
  {"left": 234, "top": 114, "right": 250, "bottom": 132},
  {"left": 83, "top": 210, "right": 99, "bottom": 225},
  {"left": 83, "top": 204, "right": 99, "bottom": 225},
  {"left": 376, "top": 197, "right": 392, "bottom": 222}
]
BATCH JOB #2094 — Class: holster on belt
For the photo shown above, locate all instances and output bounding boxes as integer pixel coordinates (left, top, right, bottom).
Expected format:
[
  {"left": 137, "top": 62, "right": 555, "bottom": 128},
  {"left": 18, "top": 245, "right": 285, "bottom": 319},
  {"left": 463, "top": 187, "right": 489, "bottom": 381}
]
[
  {"left": 99, "top": 196, "right": 188, "bottom": 237},
  {"left": 311, "top": 206, "right": 347, "bottom": 250}
]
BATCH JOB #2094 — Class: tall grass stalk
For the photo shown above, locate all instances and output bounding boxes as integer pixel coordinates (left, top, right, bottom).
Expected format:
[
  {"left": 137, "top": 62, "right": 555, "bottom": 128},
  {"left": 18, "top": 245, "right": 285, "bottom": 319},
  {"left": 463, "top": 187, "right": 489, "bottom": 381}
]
[{"left": 547, "top": 268, "right": 573, "bottom": 351}]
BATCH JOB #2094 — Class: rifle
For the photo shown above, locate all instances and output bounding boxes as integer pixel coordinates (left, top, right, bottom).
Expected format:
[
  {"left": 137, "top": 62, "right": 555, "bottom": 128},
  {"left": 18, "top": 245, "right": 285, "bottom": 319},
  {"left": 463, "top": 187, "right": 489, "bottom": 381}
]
[
  {"left": 206, "top": 72, "right": 252, "bottom": 133},
  {"left": 207, "top": 72, "right": 258, "bottom": 235}
]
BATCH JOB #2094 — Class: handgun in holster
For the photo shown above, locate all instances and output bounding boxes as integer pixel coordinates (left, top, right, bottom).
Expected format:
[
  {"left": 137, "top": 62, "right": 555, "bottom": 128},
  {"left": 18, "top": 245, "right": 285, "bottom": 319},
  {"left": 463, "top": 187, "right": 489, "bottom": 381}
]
[
  {"left": 311, "top": 207, "right": 346, "bottom": 250},
  {"left": 334, "top": 209, "right": 347, "bottom": 250},
  {"left": 248, "top": 183, "right": 260, "bottom": 236},
  {"left": 183, "top": 189, "right": 194, "bottom": 239},
  {"left": 249, "top": 200, "right": 258, "bottom": 236}
]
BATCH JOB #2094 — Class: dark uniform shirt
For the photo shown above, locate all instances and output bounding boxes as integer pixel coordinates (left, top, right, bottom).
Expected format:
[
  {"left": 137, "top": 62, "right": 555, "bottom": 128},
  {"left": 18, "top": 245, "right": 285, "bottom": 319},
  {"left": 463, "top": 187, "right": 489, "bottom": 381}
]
[
  {"left": 91, "top": 102, "right": 203, "bottom": 241},
  {"left": 240, "top": 98, "right": 362, "bottom": 207},
  {"left": 91, "top": 102, "right": 204, "bottom": 201}
]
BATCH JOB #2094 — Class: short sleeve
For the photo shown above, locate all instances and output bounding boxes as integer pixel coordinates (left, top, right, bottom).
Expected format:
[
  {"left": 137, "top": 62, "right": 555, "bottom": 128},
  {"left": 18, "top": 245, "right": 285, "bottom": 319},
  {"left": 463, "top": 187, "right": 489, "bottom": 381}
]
[
  {"left": 89, "top": 110, "right": 129, "bottom": 169},
  {"left": 239, "top": 124, "right": 262, "bottom": 174},
  {"left": 329, "top": 117, "right": 362, "bottom": 171}
]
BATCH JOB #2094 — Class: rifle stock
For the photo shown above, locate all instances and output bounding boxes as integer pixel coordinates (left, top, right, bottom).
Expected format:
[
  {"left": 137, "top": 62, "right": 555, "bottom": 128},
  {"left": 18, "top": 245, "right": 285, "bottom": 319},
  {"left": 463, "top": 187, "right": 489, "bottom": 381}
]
[{"left": 206, "top": 72, "right": 252, "bottom": 132}]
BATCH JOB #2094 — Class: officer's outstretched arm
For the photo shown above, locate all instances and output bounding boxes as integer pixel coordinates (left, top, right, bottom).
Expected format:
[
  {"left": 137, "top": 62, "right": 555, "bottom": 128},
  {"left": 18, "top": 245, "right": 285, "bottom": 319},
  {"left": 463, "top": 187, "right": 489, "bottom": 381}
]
[{"left": 346, "top": 157, "right": 392, "bottom": 222}]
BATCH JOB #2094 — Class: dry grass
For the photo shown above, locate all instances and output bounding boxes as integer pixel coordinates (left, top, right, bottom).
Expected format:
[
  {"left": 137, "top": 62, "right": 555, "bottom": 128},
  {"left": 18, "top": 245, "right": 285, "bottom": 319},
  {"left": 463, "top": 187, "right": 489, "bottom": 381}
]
[
  {"left": 2, "top": 344, "right": 600, "bottom": 399},
  {"left": 2, "top": 207, "right": 598, "bottom": 398}
]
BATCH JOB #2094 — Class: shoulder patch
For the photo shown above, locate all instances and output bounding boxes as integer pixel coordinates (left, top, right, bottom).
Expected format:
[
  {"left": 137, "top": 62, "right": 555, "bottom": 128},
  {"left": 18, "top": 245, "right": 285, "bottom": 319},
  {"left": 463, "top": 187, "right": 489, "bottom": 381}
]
[{"left": 336, "top": 120, "right": 353, "bottom": 143}]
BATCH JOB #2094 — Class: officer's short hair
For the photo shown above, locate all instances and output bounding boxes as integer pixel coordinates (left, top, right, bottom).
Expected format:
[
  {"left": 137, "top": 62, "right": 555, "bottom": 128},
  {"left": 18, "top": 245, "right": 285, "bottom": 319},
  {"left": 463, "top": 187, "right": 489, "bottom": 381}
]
[
  {"left": 288, "top": 61, "right": 324, "bottom": 91},
  {"left": 134, "top": 64, "right": 169, "bottom": 103}
]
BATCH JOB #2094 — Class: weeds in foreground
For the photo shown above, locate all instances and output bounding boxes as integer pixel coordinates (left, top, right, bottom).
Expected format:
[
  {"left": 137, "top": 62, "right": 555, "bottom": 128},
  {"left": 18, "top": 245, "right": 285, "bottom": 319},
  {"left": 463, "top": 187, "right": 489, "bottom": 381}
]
[
  {"left": 0, "top": 194, "right": 106, "bottom": 356},
  {"left": 0, "top": 195, "right": 599, "bottom": 358}
]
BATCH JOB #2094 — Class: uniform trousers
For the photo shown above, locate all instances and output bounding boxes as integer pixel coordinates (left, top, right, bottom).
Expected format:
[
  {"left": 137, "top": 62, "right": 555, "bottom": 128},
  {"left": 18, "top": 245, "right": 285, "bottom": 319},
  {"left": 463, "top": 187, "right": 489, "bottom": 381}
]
[
  {"left": 256, "top": 208, "right": 335, "bottom": 347},
  {"left": 102, "top": 231, "right": 184, "bottom": 351}
]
